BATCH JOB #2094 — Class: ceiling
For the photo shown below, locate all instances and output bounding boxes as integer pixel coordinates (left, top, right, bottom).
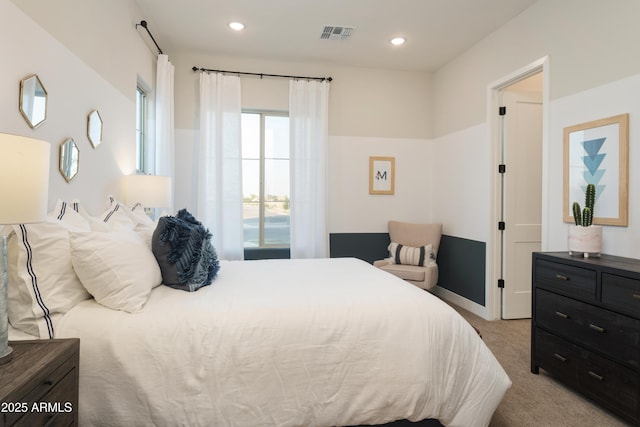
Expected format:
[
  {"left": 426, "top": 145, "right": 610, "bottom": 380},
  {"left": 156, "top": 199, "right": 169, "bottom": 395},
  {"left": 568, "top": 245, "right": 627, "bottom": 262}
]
[{"left": 134, "top": 0, "right": 538, "bottom": 72}]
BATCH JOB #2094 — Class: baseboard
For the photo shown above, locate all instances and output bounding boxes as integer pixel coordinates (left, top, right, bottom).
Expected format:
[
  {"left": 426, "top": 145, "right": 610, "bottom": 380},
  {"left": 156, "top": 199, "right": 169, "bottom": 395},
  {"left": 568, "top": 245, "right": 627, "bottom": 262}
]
[{"left": 431, "top": 285, "right": 490, "bottom": 320}]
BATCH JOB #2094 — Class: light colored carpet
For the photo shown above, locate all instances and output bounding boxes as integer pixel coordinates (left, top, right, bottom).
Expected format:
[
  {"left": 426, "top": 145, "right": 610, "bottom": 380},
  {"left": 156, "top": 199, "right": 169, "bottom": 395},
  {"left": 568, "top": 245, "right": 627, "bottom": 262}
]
[{"left": 452, "top": 305, "right": 632, "bottom": 427}]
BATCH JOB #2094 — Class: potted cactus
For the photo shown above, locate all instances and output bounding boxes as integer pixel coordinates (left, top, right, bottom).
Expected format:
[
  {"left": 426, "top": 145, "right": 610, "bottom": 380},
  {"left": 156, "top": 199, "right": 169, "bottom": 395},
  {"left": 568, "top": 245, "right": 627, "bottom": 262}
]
[{"left": 568, "top": 183, "right": 602, "bottom": 258}]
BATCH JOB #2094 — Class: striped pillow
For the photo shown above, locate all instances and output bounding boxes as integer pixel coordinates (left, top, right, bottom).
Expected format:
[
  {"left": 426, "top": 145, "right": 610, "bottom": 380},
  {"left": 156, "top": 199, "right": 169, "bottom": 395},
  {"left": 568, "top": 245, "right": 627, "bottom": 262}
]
[{"left": 388, "top": 242, "right": 435, "bottom": 267}]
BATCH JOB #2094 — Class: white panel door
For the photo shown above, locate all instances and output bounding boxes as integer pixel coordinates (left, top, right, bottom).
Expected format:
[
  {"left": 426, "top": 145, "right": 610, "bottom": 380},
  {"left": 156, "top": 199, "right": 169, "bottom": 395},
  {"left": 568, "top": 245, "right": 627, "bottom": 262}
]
[{"left": 501, "top": 89, "right": 542, "bottom": 319}]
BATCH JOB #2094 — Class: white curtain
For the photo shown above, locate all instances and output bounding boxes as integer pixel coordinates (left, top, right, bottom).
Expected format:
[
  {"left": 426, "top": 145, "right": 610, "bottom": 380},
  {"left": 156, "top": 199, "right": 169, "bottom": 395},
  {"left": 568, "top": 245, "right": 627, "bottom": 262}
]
[
  {"left": 198, "top": 72, "right": 244, "bottom": 260},
  {"left": 289, "top": 80, "right": 330, "bottom": 258},
  {"left": 155, "top": 54, "right": 175, "bottom": 211}
]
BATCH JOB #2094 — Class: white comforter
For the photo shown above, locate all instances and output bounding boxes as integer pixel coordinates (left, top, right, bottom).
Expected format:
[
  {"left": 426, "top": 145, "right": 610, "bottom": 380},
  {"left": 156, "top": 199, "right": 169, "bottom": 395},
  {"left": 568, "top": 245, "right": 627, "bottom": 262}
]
[{"left": 57, "top": 258, "right": 510, "bottom": 427}]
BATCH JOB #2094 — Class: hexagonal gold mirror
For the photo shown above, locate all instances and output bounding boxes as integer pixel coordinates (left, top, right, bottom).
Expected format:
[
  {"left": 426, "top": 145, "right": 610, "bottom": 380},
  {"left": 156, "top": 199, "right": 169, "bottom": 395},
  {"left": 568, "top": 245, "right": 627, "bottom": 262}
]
[
  {"left": 59, "top": 138, "right": 79, "bottom": 182},
  {"left": 87, "top": 109, "right": 103, "bottom": 148},
  {"left": 19, "top": 74, "right": 48, "bottom": 129}
]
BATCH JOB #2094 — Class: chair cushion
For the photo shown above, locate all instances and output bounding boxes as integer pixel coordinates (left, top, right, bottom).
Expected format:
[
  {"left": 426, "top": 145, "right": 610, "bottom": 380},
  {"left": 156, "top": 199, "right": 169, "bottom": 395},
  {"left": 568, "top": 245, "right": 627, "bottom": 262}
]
[{"left": 378, "top": 263, "right": 426, "bottom": 282}]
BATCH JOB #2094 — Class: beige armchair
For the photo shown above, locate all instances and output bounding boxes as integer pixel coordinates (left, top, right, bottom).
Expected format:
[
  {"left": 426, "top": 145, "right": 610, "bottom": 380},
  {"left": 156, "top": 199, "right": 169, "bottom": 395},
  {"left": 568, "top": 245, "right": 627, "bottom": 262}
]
[{"left": 373, "top": 221, "right": 443, "bottom": 290}]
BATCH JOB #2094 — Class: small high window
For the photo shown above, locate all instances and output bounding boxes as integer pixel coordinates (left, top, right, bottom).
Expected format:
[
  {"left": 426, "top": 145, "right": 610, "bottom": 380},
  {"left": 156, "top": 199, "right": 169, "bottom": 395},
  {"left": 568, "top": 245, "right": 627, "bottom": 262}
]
[{"left": 135, "top": 85, "right": 147, "bottom": 173}]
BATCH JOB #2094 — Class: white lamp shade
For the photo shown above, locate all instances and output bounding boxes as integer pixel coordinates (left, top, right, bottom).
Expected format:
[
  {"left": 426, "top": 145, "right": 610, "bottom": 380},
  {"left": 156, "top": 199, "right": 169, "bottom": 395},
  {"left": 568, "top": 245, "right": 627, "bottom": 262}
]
[
  {"left": 0, "top": 133, "right": 50, "bottom": 224},
  {"left": 123, "top": 175, "right": 172, "bottom": 208}
]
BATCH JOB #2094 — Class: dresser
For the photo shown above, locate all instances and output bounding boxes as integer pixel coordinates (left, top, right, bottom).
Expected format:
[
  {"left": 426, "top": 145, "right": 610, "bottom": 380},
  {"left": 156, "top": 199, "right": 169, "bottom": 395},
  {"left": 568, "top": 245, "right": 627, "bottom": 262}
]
[
  {"left": 0, "top": 339, "right": 79, "bottom": 427},
  {"left": 531, "top": 252, "right": 640, "bottom": 425}
]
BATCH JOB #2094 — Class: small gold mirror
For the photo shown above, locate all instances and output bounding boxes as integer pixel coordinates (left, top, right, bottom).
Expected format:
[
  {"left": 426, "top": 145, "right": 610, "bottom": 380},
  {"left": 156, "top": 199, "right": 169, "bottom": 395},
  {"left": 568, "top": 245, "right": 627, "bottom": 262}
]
[
  {"left": 59, "top": 138, "right": 79, "bottom": 182},
  {"left": 87, "top": 110, "right": 103, "bottom": 148},
  {"left": 19, "top": 74, "right": 48, "bottom": 129}
]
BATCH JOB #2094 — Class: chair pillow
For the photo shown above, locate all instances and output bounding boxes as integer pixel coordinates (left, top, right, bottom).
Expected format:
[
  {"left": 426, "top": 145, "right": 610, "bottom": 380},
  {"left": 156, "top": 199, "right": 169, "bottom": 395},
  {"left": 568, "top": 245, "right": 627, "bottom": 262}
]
[
  {"left": 151, "top": 209, "right": 220, "bottom": 292},
  {"left": 388, "top": 242, "right": 435, "bottom": 267}
]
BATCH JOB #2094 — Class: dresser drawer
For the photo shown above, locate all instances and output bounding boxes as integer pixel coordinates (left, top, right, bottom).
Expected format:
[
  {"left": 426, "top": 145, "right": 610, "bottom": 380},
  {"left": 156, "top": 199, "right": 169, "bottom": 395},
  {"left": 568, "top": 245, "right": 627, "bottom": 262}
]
[
  {"left": 534, "top": 259, "right": 596, "bottom": 301},
  {"left": 536, "top": 289, "right": 640, "bottom": 369},
  {"left": 535, "top": 328, "right": 639, "bottom": 424},
  {"left": 602, "top": 272, "right": 640, "bottom": 317},
  {"left": 534, "top": 328, "right": 579, "bottom": 385},
  {"left": 577, "top": 346, "right": 639, "bottom": 423}
]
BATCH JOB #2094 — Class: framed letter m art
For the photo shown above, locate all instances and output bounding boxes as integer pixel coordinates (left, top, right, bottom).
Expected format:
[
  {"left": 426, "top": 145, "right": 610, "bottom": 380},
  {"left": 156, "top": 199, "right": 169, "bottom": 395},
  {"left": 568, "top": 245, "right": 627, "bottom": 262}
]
[{"left": 369, "top": 156, "right": 395, "bottom": 195}]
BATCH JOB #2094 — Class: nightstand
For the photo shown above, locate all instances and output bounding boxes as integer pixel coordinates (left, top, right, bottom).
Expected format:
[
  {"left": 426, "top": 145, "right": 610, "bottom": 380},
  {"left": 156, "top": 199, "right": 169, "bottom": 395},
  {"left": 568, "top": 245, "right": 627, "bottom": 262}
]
[{"left": 0, "top": 339, "right": 79, "bottom": 427}]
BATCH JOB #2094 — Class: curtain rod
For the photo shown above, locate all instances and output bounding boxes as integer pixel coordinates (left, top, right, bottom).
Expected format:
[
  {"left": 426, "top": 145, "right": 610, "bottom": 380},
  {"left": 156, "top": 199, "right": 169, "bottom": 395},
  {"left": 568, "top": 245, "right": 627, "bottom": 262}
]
[
  {"left": 192, "top": 66, "right": 332, "bottom": 82},
  {"left": 136, "top": 20, "right": 163, "bottom": 55}
]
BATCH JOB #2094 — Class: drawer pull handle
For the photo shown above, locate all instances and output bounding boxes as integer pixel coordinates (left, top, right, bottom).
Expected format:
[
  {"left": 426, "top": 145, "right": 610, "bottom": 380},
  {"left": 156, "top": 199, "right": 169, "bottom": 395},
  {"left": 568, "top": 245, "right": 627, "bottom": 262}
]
[
  {"left": 555, "top": 311, "right": 569, "bottom": 319},
  {"left": 633, "top": 293, "right": 640, "bottom": 300},
  {"left": 588, "top": 371, "right": 604, "bottom": 381},
  {"left": 43, "top": 380, "right": 53, "bottom": 386},
  {"left": 555, "top": 274, "right": 569, "bottom": 281},
  {"left": 589, "top": 324, "right": 605, "bottom": 333},
  {"left": 553, "top": 353, "right": 567, "bottom": 362}
]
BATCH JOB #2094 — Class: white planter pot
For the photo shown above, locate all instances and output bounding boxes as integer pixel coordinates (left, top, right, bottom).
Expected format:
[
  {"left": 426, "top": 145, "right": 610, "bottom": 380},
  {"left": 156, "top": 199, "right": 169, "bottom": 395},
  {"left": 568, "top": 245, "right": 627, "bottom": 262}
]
[{"left": 568, "top": 225, "right": 602, "bottom": 258}]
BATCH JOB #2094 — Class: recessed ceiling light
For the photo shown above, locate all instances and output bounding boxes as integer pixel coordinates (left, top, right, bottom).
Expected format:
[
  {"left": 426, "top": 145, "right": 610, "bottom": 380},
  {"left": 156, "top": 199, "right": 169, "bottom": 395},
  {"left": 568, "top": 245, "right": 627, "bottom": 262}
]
[
  {"left": 390, "top": 37, "right": 406, "bottom": 46},
  {"left": 229, "top": 22, "right": 245, "bottom": 31}
]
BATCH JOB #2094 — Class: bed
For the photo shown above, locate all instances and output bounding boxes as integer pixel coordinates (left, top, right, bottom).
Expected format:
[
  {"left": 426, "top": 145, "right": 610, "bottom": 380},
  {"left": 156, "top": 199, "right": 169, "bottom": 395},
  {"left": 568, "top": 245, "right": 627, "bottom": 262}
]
[{"left": 6, "top": 200, "right": 510, "bottom": 427}]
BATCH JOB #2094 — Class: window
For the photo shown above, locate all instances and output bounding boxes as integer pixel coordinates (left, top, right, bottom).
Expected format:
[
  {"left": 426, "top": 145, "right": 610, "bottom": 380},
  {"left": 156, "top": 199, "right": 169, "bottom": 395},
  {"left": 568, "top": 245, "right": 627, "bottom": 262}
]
[
  {"left": 241, "top": 111, "right": 290, "bottom": 248},
  {"left": 135, "top": 85, "right": 147, "bottom": 173}
]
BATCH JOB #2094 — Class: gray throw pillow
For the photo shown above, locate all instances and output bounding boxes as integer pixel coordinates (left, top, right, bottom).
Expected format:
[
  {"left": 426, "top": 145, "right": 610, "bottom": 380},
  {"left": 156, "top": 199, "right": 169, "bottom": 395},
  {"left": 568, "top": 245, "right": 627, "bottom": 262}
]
[{"left": 151, "top": 209, "right": 220, "bottom": 292}]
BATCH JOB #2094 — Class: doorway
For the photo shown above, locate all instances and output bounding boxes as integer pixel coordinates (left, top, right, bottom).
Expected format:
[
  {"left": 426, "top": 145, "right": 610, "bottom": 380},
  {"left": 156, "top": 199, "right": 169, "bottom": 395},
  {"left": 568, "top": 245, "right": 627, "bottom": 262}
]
[
  {"left": 488, "top": 58, "right": 547, "bottom": 320},
  {"left": 500, "top": 74, "right": 543, "bottom": 319}
]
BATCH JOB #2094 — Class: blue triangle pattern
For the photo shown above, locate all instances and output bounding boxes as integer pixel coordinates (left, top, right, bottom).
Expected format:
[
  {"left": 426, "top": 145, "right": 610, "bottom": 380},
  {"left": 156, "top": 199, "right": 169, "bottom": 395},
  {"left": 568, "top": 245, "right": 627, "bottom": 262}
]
[
  {"left": 582, "top": 168, "right": 605, "bottom": 185},
  {"left": 582, "top": 137, "right": 606, "bottom": 158},
  {"left": 582, "top": 153, "right": 606, "bottom": 176}
]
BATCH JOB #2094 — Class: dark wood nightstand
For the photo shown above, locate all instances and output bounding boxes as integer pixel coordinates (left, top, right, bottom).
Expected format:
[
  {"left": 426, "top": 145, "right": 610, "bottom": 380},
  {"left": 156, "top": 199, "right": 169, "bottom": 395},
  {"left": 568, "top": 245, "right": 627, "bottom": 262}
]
[{"left": 0, "top": 339, "right": 79, "bottom": 427}]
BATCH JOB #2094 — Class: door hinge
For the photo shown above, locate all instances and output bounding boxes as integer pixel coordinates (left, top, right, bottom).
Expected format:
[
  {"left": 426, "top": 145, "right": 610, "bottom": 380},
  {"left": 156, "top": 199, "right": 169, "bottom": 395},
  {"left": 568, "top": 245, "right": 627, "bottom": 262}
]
[
  {"left": 498, "top": 164, "right": 506, "bottom": 174},
  {"left": 498, "top": 221, "right": 506, "bottom": 231},
  {"left": 498, "top": 279, "right": 505, "bottom": 288},
  {"left": 499, "top": 106, "right": 507, "bottom": 116}
]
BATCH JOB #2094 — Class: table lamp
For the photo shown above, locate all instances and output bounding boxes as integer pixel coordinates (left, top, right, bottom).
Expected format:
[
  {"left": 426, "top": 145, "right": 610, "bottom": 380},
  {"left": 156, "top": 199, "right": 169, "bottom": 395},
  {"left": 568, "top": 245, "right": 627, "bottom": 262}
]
[
  {"left": 0, "top": 133, "right": 50, "bottom": 364},
  {"left": 123, "top": 174, "right": 172, "bottom": 217}
]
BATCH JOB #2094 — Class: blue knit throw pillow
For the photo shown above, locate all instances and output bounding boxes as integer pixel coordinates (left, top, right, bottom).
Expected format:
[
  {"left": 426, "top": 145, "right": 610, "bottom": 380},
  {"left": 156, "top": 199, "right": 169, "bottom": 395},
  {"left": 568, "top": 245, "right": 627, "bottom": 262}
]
[{"left": 152, "top": 209, "right": 220, "bottom": 292}]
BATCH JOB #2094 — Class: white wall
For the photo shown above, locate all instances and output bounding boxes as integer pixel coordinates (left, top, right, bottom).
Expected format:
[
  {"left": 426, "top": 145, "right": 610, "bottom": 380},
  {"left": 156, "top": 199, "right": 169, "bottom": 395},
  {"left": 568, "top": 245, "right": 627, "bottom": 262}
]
[
  {"left": 1, "top": 0, "right": 155, "bottom": 214},
  {"left": 329, "top": 136, "right": 432, "bottom": 233},
  {"left": 429, "top": 0, "right": 640, "bottom": 318},
  {"left": 548, "top": 74, "right": 640, "bottom": 258},
  {"left": 430, "top": 124, "right": 491, "bottom": 242},
  {"left": 432, "top": 0, "right": 640, "bottom": 138},
  {"left": 170, "top": 50, "right": 434, "bottom": 232}
]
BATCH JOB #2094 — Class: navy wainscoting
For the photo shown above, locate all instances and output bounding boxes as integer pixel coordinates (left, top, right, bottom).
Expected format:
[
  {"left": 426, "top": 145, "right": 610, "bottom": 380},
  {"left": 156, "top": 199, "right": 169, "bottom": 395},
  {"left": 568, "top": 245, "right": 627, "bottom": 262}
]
[
  {"left": 436, "top": 235, "right": 485, "bottom": 306},
  {"left": 329, "top": 233, "right": 390, "bottom": 265},
  {"left": 329, "top": 232, "right": 486, "bottom": 306}
]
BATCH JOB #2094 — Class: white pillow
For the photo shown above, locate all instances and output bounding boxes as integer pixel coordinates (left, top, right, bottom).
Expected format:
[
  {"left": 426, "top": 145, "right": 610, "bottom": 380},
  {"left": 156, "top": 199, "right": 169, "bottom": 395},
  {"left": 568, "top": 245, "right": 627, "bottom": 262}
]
[
  {"left": 50, "top": 199, "right": 91, "bottom": 231},
  {"left": 69, "top": 230, "right": 162, "bottom": 313},
  {"left": 97, "top": 196, "right": 157, "bottom": 248},
  {"left": 7, "top": 201, "right": 92, "bottom": 338},
  {"left": 72, "top": 197, "right": 156, "bottom": 248}
]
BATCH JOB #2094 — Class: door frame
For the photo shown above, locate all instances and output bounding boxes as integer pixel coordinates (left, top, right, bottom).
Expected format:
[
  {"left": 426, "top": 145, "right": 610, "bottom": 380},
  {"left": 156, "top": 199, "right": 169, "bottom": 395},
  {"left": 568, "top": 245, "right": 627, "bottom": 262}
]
[{"left": 486, "top": 56, "right": 550, "bottom": 320}]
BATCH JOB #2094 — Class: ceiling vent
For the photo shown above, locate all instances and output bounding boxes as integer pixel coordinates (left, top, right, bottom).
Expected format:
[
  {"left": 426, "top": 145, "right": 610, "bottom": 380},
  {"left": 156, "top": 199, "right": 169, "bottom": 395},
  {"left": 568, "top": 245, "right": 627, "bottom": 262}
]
[{"left": 321, "top": 25, "right": 354, "bottom": 40}]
